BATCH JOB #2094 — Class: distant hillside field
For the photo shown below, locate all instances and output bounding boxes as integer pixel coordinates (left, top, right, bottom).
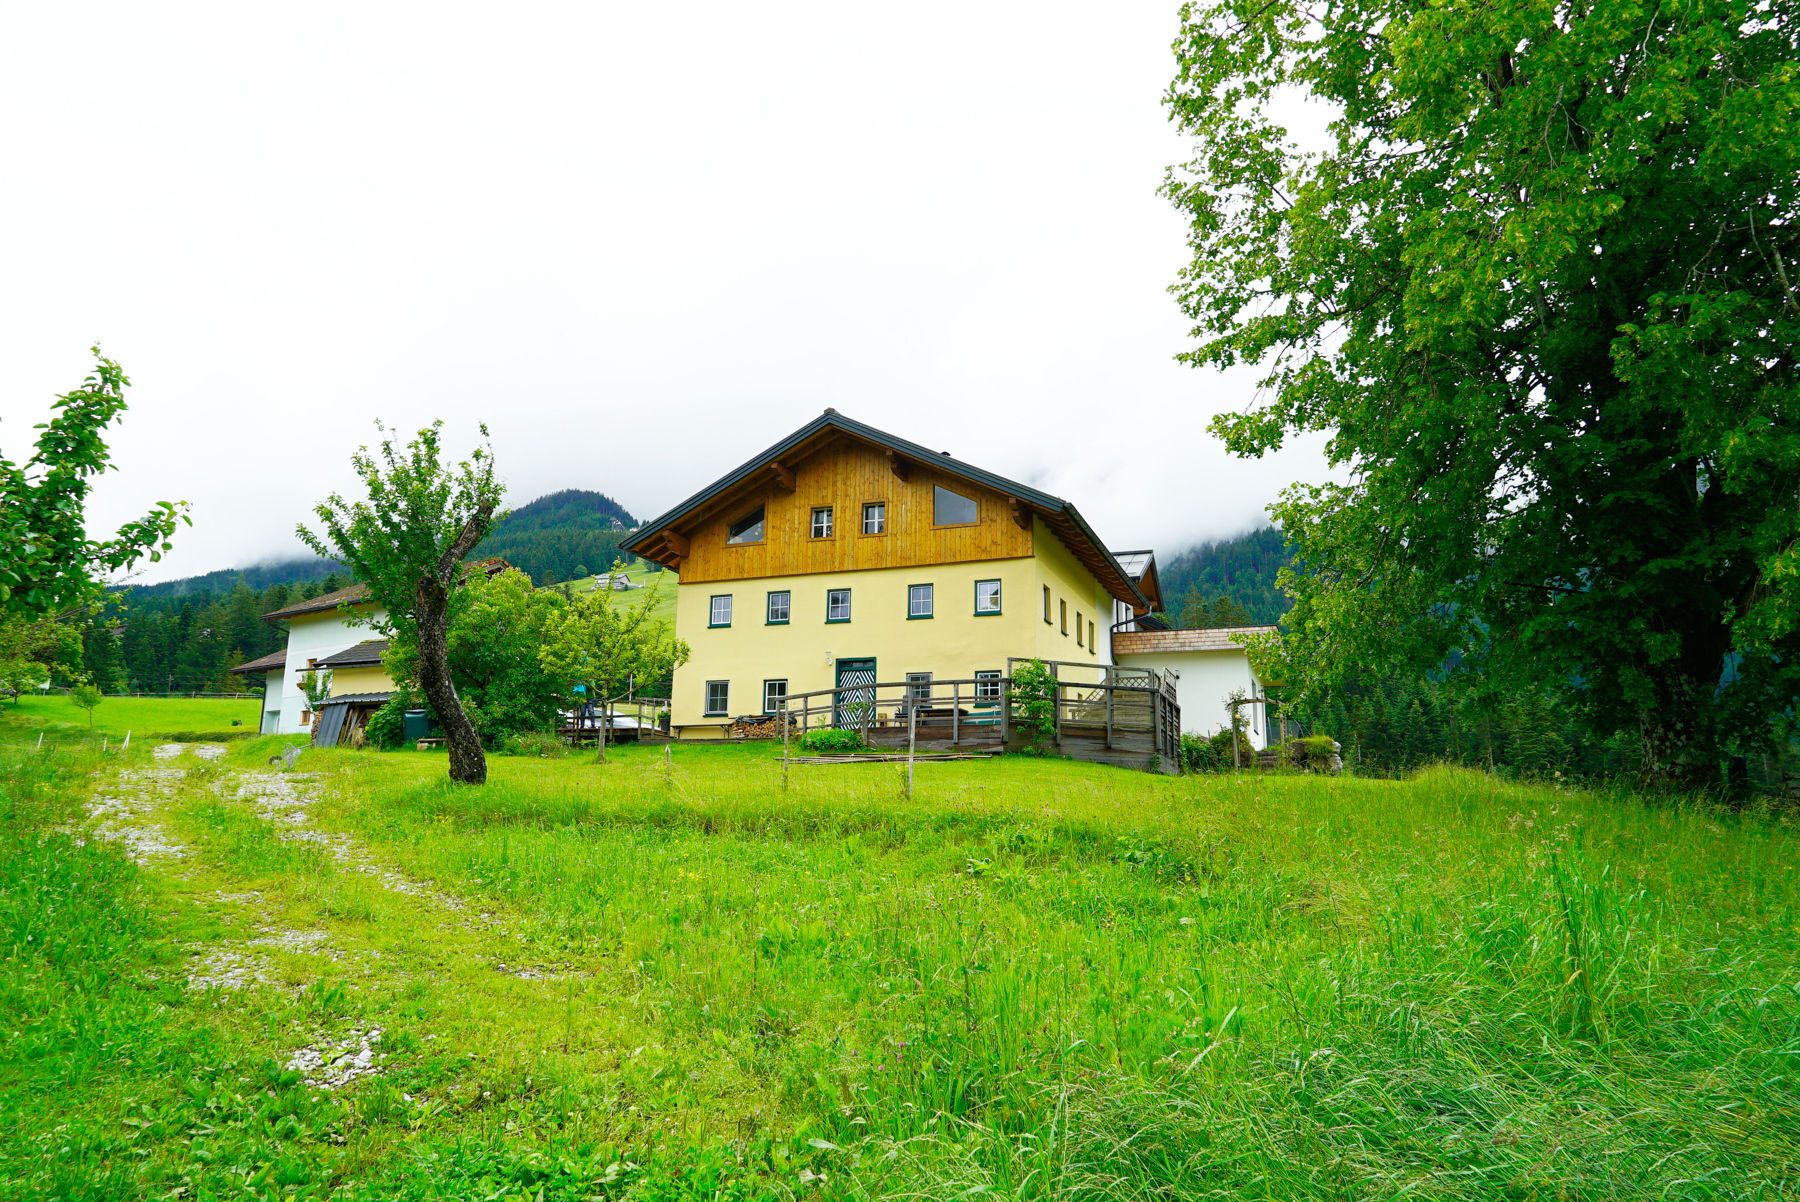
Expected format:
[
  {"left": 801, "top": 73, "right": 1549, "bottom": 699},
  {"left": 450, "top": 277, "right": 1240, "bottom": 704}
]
[
  {"left": 3, "top": 694, "right": 261, "bottom": 738},
  {"left": 550, "top": 564, "right": 678, "bottom": 627}
]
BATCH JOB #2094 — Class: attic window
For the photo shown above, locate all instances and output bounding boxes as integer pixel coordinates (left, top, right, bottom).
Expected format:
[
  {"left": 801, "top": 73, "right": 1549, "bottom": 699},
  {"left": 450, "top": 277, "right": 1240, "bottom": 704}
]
[
  {"left": 932, "top": 486, "right": 977, "bottom": 526},
  {"left": 727, "top": 506, "right": 765, "bottom": 545}
]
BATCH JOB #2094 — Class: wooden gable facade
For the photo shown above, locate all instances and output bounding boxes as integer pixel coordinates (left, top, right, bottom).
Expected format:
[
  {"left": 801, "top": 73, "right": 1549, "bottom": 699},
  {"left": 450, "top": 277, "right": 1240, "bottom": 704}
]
[
  {"left": 628, "top": 410, "right": 1148, "bottom": 608},
  {"left": 661, "top": 438, "right": 1032, "bottom": 585}
]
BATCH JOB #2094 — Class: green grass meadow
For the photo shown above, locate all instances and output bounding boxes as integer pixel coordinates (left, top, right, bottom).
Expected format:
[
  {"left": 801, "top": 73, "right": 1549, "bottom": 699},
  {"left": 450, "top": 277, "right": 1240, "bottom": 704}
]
[
  {"left": 1, "top": 707, "right": 1797, "bottom": 1198},
  {"left": 3, "top": 692, "right": 261, "bottom": 739}
]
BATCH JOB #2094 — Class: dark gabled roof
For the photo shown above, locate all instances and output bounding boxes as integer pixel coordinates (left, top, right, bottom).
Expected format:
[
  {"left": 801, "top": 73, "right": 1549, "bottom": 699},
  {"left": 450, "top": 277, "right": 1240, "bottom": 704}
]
[
  {"left": 314, "top": 640, "right": 389, "bottom": 669},
  {"left": 316, "top": 691, "right": 394, "bottom": 706},
  {"left": 622, "top": 410, "right": 1151, "bottom": 609},
  {"left": 260, "top": 559, "right": 514, "bottom": 622},
  {"left": 261, "top": 582, "right": 374, "bottom": 621},
  {"left": 229, "top": 649, "right": 289, "bottom": 674}
]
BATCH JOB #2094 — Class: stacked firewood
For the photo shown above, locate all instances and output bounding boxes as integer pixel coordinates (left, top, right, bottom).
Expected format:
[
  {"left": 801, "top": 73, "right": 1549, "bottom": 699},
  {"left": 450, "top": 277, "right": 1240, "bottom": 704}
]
[{"left": 731, "top": 715, "right": 783, "bottom": 739}]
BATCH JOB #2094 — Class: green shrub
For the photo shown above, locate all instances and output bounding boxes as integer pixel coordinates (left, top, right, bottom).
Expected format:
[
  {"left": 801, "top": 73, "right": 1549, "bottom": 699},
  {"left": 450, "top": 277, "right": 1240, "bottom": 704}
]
[
  {"left": 364, "top": 691, "right": 414, "bottom": 750},
  {"left": 1007, "top": 659, "right": 1057, "bottom": 753},
  {"left": 1279, "top": 733, "right": 1342, "bottom": 772},
  {"left": 799, "top": 728, "right": 864, "bottom": 753},
  {"left": 499, "top": 731, "right": 568, "bottom": 758},
  {"left": 1179, "top": 731, "right": 1223, "bottom": 773},
  {"left": 1180, "top": 727, "right": 1254, "bottom": 773}
]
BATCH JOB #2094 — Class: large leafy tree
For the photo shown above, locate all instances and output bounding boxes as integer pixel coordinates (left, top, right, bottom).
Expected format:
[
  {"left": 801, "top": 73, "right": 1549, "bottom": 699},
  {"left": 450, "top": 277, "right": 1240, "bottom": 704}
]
[
  {"left": 300, "top": 422, "right": 503, "bottom": 785},
  {"left": 1167, "top": 0, "right": 1800, "bottom": 787}
]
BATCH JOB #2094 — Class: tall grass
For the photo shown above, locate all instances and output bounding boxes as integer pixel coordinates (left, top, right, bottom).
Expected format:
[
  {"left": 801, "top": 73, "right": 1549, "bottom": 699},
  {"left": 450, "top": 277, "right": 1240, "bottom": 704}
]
[
  {"left": 306, "top": 747, "right": 1800, "bottom": 1198},
  {"left": 5, "top": 727, "right": 1797, "bottom": 1198}
]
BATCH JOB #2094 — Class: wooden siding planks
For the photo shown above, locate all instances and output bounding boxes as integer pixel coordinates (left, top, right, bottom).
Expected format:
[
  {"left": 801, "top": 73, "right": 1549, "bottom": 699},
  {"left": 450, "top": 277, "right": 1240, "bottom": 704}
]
[{"left": 677, "top": 438, "right": 1033, "bottom": 584}]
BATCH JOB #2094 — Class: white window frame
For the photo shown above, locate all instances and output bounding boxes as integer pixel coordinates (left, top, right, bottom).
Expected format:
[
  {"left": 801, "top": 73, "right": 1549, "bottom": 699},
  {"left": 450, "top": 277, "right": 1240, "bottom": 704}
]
[
  {"left": 766, "top": 590, "right": 791, "bottom": 624},
  {"left": 827, "top": 588, "right": 852, "bottom": 622},
  {"left": 975, "top": 670, "right": 1002, "bottom": 701},
  {"left": 704, "top": 680, "right": 730, "bottom": 716},
  {"left": 709, "top": 594, "right": 733, "bottom": 627},
  {"left": 906, "top": 672, "right": 933, "bottom": 701},
  {"left": 862, "top": 502, "right": 886, "bottom": 535},
  {"left": 811, "top": 506, "right": 834, "bottom": 539},
  {"left": 975, "top": 579, "right": 1002, "bottom": 615},
  {"left": 908, "top": 583, "right": 934, "bottom": 619},
  {"left": 763, "top": 679, "right": 788, "bottom": 713}
]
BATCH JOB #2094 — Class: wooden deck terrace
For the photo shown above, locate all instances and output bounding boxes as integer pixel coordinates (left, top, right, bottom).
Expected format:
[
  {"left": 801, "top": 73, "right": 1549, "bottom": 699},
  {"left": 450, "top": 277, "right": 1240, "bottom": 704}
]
[
  {"left": 779, "top": 661, "right": 1181, "bottom": 773},
  {"left": 559, "top": 697, "right": 672, "bottom": 744}
]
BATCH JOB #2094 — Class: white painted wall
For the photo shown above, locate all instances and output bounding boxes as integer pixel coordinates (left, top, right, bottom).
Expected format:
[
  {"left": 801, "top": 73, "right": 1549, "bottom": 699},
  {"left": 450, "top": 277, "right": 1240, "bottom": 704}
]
[
  {"left": 275, "top": 606, "right": 385, "bottom": 734},
  {"left": 1112, "top": 648, "right": 1270, "bottom": 749},
  {"left": 259, "top": 668, "right": 284, "bottom": 733}
]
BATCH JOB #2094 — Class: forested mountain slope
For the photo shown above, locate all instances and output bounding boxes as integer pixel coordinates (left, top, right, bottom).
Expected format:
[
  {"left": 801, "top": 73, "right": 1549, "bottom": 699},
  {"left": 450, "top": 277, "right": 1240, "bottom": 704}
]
[
  {"left": 1157, "top": 526, "right": 1291, "bottom": 627},
  {"left": 84, "top": 489, "right": 639, "bottom": 692},
  {"left": 472, "top": 489, "right": 637, "bottom": 585}
]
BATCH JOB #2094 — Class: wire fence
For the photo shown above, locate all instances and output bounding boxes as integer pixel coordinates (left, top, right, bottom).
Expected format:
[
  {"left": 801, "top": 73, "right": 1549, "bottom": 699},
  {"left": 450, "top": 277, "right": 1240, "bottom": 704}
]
[{"left": 35, "top": 686, "right": 262, "bottom": 700}]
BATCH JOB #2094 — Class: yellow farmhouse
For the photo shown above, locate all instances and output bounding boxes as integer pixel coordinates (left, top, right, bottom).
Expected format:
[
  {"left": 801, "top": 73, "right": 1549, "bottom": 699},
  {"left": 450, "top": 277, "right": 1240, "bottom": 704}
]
[{"left": 624, "top": 410, "right": 1165, "bottom": 737}]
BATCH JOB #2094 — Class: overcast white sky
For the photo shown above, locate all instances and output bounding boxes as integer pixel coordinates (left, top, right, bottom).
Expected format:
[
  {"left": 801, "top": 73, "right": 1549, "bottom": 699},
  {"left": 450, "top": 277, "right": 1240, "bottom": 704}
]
[{"left": 0, "top": 0, "right": 1326, "bottom": 585}]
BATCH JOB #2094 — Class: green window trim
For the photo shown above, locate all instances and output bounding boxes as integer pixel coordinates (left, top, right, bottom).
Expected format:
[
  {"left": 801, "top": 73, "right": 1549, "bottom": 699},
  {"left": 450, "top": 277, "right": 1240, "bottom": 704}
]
[
  {"left": 765, "top": 590, "right": 791, "bottom": 625},
  {"left": 825, "top": 588, "right": 853, "bottom": 623},
  {"left": 974, "top": 579, "right": 1002, "bottom": 616},
  {"left": 708, "top": 594, "right": 733, "bottom": 628},
  {"left": 907, "top": 583, "right": 934, "bottom": 620}
]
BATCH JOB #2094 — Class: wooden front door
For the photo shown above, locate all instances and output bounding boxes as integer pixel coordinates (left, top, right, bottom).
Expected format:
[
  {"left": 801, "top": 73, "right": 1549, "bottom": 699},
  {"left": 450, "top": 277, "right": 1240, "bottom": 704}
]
[{"left": 834, "top": 658, "right": 877, "bottom": 730}]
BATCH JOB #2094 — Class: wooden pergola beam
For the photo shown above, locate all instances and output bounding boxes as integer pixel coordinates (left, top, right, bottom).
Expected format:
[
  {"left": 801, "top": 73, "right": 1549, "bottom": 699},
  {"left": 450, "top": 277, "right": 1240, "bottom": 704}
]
[{"left": 659, "top": 529, "right": 690, "bottom": 559}]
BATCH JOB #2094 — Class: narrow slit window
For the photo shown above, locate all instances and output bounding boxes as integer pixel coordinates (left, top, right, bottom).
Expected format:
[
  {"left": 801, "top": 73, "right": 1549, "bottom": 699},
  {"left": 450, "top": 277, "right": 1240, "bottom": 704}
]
[
  {"left": 1076, "top": 611, "right": 1084, "bottom": 647},
  {"left": 862, "top": 502, "right": 886, "bottom": 534},
  {"left": 1060, "top": 599, "right": 1068, "bottom": 635},
  {"left": 908, "top": 583, "right": 934, "bottom": 619},
  {"left": 727, "top": 506, "right": 764, "bottom": 545},
  {"left": 932, "top": 485, "right": 978, "bottom": 526},
  {"left": 1043, "top": 586, "right": 1052, "bottom": 624},
  {"left": 810, "top": 507, "right": 834, "bottom": 538}
]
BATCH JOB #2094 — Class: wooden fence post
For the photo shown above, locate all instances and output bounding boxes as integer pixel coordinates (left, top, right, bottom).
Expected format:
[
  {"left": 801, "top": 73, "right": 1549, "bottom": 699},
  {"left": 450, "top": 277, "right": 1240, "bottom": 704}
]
[{"left": 905, "top": 703, "right": 916, "bottom": 800}]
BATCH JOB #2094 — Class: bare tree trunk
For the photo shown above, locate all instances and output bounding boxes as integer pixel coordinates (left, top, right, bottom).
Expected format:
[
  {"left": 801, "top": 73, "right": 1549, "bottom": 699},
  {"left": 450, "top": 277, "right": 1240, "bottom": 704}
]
[
  {"left": 594, "top": 691, "right": 609, "bottom": 764},
  {"left": 415, "top": 588, "right": 486, "bottom": 784},
  {"left": 1637, "top": 667, "right": 1724, "bottom": 793}
]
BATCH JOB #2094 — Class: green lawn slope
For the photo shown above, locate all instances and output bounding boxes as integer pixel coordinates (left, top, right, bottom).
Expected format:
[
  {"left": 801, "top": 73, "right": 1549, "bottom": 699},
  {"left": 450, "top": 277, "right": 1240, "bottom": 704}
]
[
  {"left": 2, "top": 693, "right": 261, "bottom": 739},
  {"left": 547, "top": 564, "right": 678, "bottom": 626},
  {"left": 3, "top": 735, "right": 1796, "bottom": 1199}
]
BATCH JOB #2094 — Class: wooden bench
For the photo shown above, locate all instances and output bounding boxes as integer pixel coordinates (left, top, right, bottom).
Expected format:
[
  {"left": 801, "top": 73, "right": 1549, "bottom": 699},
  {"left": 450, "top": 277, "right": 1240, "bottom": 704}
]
[{"left": 416, "top": 737, "right": 445, "bottom": 751}]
